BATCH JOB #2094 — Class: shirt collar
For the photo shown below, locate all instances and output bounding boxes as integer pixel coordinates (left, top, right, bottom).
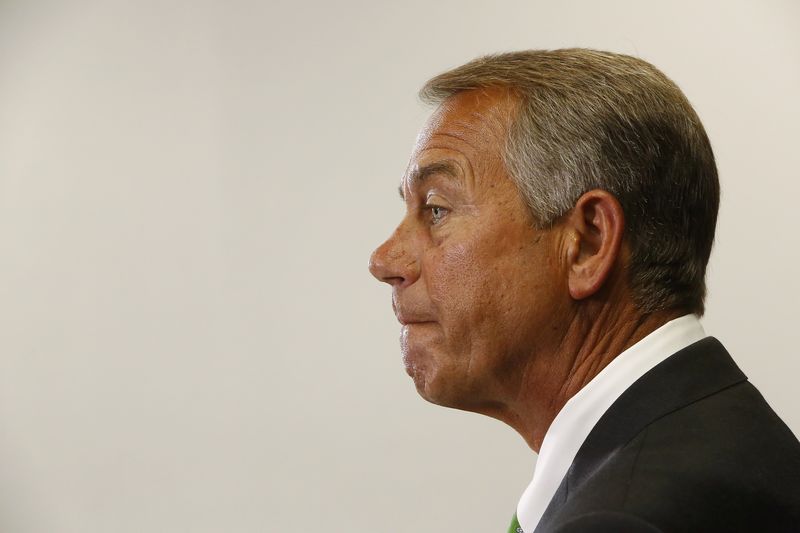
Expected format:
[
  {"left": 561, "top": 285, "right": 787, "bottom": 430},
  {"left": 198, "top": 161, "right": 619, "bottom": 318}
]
[{"left": 517, "top": 314, "right": 706, "bottom": 532}]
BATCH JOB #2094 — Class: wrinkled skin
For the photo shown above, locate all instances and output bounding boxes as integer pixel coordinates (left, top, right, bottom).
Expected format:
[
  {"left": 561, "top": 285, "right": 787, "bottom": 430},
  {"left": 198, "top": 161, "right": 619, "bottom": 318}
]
[
  {"left": 369, "top": 88, "right": 573, "bottom": 415},
  {"left": 370, "top": 87, "right": 680, "bottom": 452}
]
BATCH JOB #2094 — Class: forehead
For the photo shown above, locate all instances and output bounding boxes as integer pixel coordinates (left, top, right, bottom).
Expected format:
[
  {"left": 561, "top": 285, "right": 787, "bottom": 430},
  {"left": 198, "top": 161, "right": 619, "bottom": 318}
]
[
  {"left": 412, "top": 87, "right": 516, "bottom": 162},
  {"left": 403, "top": 88, "right": 517, "bottom": 192}
]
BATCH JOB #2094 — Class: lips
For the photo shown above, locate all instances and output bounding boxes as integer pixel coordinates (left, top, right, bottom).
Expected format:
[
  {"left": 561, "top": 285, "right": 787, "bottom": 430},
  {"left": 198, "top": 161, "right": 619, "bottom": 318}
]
[
  {"left": 392, "top": 299, "right": 436, "bottom": 326},
  {"left": 395, "top": 310, "right": 436, "bottom": 326},
  {"left": 398, "top": 316, "right": 435, "bottom": 326}
]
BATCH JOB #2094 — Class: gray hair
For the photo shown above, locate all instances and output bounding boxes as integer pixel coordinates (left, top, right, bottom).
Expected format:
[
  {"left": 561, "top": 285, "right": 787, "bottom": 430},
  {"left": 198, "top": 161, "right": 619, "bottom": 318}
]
[{"left": 420, "top": 49, "right": 719, "bottom": 315}]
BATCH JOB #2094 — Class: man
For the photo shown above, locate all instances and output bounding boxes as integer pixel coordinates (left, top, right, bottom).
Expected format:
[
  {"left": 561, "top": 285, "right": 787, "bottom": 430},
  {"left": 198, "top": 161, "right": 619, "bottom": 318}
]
[{"left": 368, "top": 49, "right": 800, "bottom": 532}]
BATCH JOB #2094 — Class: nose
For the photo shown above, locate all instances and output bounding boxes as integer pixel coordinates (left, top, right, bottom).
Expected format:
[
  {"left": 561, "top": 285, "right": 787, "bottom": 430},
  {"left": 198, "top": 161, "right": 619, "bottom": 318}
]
[{"left": 369, "top": 225, "right": 420, "bottom": 287}]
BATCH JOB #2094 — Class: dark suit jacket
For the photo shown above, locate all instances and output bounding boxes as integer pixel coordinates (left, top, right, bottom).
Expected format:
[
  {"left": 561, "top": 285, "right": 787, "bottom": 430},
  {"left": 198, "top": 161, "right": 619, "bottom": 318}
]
[{"left": 534, "top": 337, "right": 800, "bottom": 533}]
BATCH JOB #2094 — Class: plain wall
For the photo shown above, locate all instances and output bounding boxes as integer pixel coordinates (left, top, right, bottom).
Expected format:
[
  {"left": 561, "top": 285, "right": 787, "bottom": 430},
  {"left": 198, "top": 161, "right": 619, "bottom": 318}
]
[{"left": 0, "top": 1, "right": 798, "bottom": 531}]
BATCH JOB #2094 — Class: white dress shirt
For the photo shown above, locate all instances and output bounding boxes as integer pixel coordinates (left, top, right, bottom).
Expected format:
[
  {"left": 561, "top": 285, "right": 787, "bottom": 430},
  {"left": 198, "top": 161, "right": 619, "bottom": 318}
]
[{"left": 516, "top": 314, "right": 707, "bottom": 533}]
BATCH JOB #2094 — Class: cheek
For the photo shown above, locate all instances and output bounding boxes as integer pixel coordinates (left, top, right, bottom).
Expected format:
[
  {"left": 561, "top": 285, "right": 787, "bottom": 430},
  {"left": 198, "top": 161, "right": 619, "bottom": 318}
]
[
  {"left": 426, "top": 228, "right": 555, "bottom": 338},
  {"left": 428, "top": 243, "right": 469, "bottom": 302},
  {"left": 426, "top": 241, "right": 500, "bottom": 324}
]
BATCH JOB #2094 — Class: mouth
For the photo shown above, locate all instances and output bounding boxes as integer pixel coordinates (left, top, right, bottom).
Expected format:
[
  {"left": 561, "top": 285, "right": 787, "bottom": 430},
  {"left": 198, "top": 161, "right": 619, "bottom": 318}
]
[
  {"left": 397, "top": 317, "right": 436, "bottom": 326},
  {"left": 392, "top": 297, "right": 436, "bottom": 326},
  {"left": 393, "top": 307, "right": 435, "bottom": 326}
]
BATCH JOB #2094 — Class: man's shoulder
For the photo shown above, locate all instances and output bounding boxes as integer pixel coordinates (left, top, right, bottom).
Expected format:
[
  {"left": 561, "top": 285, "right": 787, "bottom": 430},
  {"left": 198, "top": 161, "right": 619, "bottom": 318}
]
[
  {"left": 540, "top": 339, "right": 800, "bottom": 532},
  {"left": 640, "top": 377, "right": 800, "bottom": 465},
  {"left": 621, "top": 340, "right": 800, "bottom": 478},
  {"left": 543, "top": 380, "right": 800, "bottom": 531},
  {"left": 573, "top": 380, "right": 800, "bottom": 530},
  {"left": 551, "top": 511, "right": 665, "bottom": 533},
  {"left": 581, "top": 336, "right": 800, "bottom": 466}
]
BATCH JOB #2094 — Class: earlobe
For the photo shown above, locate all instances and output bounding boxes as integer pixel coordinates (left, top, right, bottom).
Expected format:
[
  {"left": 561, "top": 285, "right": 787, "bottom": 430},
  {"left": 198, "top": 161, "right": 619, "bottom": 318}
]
[{"left": 567, "top": 190, "right": 625, "bottom": 301}]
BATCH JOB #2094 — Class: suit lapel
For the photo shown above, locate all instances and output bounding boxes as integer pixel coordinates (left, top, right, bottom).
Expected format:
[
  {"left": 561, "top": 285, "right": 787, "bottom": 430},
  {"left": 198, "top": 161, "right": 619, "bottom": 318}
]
[{"left": 534, "top": 337, "right": 747, "bottom": 532}]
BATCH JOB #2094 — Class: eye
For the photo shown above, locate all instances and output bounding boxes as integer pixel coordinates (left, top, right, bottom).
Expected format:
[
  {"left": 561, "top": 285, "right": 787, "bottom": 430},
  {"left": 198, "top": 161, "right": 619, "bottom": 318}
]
[{"left": 426, "top": 204, "right": 449, "bottom": 225}]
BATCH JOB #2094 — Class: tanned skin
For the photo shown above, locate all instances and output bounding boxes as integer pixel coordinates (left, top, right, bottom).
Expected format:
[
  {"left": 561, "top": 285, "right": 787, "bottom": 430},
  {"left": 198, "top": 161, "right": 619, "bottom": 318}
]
[{"left": 369, "top": 88, "right": 679, "bottom": 451}]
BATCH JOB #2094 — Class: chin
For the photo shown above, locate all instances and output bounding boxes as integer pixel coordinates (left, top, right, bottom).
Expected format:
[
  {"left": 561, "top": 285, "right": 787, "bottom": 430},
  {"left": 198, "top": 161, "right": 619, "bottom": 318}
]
[
  {"left": 410, "top": 367, "right": 476, "bottom": 411},
  {"left": 402, "top": 342, "right": 485, "bottom": 410},
  {"left": 403, "top": 358, "right": 444, "bottom": 402},
  {"left": 416, "top": 380, "right": 454, "bottom": 408}
]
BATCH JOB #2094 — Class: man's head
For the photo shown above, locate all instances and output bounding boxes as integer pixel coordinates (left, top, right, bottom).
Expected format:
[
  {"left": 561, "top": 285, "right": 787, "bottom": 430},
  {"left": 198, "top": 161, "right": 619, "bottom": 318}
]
[
  {"left": 419, "top": 49, "right": 719, "bottom": 315},
  {"left": 369, "top": 88, "right": 571, "bottom": 411},
  {"left": 369, "top": 49, "right": 719, "bottom": 417}
]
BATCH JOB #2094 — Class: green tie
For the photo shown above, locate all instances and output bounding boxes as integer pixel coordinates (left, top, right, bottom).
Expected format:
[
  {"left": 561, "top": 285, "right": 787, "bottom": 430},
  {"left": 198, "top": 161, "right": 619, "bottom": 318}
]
[{"left": 508, "top": 513, "right": 524, "bottom": 533}]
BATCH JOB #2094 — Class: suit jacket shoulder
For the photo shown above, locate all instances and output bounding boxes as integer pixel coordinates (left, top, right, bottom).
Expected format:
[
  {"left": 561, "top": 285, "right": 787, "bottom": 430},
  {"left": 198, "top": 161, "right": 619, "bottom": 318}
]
[{"left": 536, "top": 338, "right": 800, "bottom": 533}]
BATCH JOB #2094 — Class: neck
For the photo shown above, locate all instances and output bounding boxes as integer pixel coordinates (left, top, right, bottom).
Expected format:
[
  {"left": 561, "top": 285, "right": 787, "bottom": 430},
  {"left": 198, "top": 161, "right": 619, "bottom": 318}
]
[{"left": 496, "top": 300, "right": 682, "bottom": 452}]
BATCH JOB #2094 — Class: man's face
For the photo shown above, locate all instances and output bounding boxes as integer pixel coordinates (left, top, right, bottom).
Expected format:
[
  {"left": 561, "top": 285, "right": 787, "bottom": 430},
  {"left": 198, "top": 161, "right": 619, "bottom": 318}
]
[{"left": 369, "top": 89, "right": 568, "bottom": 411}]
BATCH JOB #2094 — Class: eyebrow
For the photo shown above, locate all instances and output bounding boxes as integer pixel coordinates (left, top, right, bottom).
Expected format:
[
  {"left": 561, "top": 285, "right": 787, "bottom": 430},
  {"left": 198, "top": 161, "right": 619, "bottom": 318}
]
[{"left": 397, "top": 160, "right": 461, "bottom": 200}]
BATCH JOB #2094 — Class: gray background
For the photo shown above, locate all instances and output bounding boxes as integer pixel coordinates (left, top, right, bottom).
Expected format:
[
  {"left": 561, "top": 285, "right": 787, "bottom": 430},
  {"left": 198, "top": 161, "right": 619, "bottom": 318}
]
[{"left": 0, "top": 1, "right": 798, "bottom": 532}]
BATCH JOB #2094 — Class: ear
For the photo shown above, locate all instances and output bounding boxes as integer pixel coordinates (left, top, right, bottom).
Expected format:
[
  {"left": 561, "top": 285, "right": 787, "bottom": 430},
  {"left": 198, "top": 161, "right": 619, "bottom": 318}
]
[{"left": 564, "top": 189, "right": 625, "bottom": 301}]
